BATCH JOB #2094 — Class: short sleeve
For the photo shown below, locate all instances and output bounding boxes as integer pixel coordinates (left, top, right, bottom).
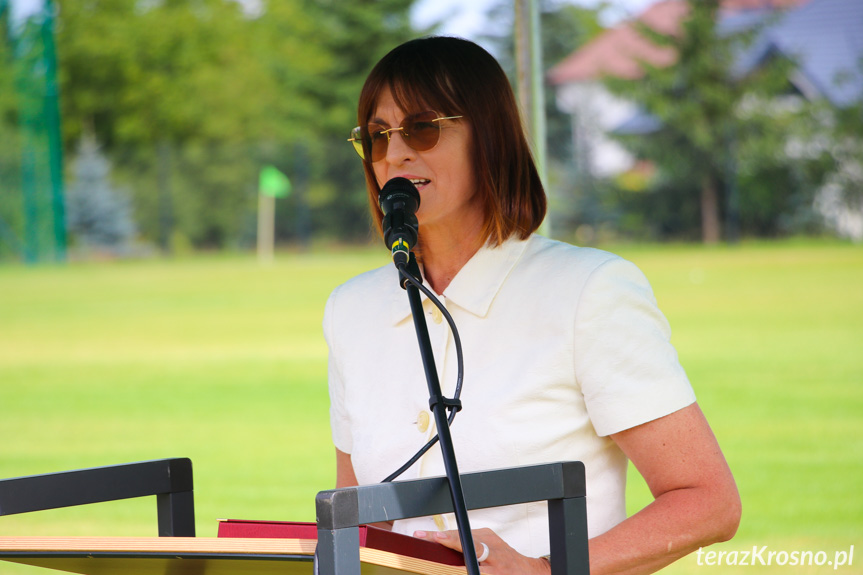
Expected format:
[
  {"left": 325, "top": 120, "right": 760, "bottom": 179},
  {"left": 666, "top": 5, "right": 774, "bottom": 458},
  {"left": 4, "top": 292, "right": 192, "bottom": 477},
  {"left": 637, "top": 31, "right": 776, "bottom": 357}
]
[
  {"left": 573, "top": 257, "right": 696, "bottom": 437},
  {"left": 323, "top": 286, "right": 353, "bottom": 454}
]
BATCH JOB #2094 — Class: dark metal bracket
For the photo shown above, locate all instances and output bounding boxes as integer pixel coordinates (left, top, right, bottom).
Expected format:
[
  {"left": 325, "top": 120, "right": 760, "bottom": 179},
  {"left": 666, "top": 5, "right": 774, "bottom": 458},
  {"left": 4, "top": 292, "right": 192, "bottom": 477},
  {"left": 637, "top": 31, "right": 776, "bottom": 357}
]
[
  {"left": 315, "top": 460, "right": 589, "bottom": 575},
  {"left": 0, "top": 458, "right": 195, "bottom": 537}
]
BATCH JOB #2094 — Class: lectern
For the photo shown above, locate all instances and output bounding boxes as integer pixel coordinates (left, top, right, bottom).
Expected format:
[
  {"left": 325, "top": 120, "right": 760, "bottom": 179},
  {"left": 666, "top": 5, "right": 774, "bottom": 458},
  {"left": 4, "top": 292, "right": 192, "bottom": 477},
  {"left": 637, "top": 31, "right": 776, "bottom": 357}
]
[
  {"left": 0, "top": 459, "right": 589, "bottom": 575},
  {"left": 316, "top": 461, "right": 589, "bottom": 575}
]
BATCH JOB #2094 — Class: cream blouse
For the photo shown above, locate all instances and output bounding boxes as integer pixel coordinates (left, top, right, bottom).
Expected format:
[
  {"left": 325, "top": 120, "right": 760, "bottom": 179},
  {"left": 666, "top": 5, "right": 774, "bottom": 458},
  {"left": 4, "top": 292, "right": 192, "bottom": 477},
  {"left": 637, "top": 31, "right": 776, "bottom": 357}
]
[{"left": 324, "top": 234, "right": 696, "bottom": 558}]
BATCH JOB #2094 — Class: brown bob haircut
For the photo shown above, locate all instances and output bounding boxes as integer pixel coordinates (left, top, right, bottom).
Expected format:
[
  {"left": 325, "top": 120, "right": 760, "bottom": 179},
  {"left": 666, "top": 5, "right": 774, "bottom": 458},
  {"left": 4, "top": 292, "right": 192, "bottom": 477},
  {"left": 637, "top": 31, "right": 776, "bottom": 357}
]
[{"left": 357, "top": 36, "right": 546, "bottom": 247}]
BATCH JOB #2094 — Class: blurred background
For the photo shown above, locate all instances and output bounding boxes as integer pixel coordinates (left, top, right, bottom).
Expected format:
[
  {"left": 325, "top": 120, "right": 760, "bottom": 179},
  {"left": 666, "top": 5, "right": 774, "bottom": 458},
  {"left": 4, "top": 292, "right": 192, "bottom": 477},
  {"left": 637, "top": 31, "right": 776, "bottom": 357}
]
[
  {"left": 1, "top": 0, "right": 861, "bottom": 573},
  {"left": 2, "top": 0, "right": 861, "bottom": 261}
]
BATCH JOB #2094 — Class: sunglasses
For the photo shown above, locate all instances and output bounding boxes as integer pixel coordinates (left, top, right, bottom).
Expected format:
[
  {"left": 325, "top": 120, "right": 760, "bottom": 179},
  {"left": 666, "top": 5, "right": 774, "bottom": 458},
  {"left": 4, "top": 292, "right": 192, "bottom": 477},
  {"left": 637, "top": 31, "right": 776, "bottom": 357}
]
[{"left": 348, "top": 111, "right": 463, "bottom": 163}]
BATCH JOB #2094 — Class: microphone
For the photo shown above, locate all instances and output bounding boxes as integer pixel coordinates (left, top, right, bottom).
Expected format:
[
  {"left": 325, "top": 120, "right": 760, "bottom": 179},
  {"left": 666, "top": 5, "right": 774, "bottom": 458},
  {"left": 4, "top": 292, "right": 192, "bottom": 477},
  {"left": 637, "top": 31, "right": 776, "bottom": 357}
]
[{"left": 379, "top": 177, "right": 420, "bottom": 267}]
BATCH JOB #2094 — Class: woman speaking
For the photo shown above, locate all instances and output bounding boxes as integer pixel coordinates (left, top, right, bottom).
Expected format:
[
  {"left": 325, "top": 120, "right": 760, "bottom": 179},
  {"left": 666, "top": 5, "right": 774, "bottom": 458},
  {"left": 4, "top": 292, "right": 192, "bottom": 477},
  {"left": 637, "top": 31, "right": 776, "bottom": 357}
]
[{"left": 323, "top": 36, "right": 740, "bottom": 575}]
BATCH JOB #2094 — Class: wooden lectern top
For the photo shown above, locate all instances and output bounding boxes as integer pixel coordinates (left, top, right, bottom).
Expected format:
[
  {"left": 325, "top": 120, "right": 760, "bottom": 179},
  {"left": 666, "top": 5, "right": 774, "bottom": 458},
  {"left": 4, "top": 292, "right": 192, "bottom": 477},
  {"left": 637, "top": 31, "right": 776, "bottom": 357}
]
[{"left": 0, "top": 536, "right": 474, "bottom": 575}]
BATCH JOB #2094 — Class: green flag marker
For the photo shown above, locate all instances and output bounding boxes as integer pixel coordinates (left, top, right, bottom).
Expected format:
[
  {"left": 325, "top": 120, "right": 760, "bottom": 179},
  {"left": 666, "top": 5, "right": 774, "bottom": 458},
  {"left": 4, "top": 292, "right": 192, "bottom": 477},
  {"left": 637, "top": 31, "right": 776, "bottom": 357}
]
[{"left": 259, "top": 165, "right": 291, "bottom": 198}]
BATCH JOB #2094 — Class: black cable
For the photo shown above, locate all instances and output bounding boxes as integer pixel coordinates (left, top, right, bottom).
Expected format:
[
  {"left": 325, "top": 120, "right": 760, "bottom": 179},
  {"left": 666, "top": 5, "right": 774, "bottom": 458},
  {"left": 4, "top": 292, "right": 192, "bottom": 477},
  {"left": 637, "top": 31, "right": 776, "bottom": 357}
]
[{"left": 381, "top": 263, "right": 465, "bottom": 483}]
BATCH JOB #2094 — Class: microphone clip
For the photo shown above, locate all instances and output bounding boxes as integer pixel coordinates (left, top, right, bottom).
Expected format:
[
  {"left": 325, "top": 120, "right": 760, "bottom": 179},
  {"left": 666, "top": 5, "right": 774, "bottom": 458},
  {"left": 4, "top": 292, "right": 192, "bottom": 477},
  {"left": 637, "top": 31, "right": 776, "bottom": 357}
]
[{"left": 398, "top": 252, "right": 423, "bottom": 290}]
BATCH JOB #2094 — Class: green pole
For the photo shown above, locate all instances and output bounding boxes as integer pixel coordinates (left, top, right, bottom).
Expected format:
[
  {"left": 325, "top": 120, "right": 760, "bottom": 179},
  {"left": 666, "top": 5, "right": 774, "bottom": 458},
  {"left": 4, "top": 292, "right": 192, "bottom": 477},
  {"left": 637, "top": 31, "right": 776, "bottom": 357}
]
[
  {"left": 42, "top": 0, "right": 66, "bottom": 262},
  {"left": 12, "top": 0, "right": 65, "bottom": 264}
]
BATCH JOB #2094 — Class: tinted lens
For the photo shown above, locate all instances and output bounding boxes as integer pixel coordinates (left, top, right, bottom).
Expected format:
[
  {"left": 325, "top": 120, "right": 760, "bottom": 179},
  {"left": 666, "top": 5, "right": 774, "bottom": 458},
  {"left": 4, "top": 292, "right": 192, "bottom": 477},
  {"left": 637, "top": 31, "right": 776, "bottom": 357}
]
[
  {"left": 366, "top": 124, "right": 390, "bottom": 162},
  {"left": 349, "top": 126, "right": 365, "bottom": 159},
  {"left": 350, "top": 111, "right": 445, "bottom": 163},
  {"left": 402, "top": 111, "right": 441, "bottom": 152}
]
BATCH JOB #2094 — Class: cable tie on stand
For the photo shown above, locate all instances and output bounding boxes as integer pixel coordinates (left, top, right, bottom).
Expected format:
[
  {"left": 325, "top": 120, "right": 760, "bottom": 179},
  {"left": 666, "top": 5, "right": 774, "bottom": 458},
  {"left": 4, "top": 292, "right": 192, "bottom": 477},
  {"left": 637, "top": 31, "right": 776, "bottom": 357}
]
[{"left": 429, "top": 396, "right": 462, "bottom": 413}]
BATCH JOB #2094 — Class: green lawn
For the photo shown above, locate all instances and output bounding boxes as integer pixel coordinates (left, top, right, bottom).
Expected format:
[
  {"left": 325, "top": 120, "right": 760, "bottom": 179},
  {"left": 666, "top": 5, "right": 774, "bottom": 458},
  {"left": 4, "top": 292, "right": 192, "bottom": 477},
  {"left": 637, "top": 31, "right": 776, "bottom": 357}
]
[{"left": 1, "top": 240, "right": 861, "bottom": 573}]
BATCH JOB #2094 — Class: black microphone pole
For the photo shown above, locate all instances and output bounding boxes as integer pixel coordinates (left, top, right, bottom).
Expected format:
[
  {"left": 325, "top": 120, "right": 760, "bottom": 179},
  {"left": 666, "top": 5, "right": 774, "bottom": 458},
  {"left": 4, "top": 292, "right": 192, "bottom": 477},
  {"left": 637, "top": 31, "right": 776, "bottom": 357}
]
[
  {"left": 399, "top": 261, "right": 481, "bottom": 575},
  {"left": 379, "top": 178, "right": 481, "bottom": 575}
]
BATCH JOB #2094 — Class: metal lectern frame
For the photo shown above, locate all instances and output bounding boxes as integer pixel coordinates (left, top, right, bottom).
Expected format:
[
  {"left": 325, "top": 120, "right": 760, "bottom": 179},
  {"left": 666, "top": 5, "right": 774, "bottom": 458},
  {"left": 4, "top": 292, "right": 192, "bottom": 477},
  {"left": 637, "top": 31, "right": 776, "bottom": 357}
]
[
  {"left": 0, "top": 458, "right": 195, "bottom": 537},
  {"left": 315, "top": 460, "right": 589, "bottom": 575}
]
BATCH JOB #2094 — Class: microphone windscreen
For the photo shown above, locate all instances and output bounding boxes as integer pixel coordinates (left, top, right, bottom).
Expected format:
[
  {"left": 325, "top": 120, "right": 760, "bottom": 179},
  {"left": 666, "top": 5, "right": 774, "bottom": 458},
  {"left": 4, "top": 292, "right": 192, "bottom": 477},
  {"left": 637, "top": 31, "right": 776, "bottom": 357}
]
[{"left": 379, "top": 177, "right": 420, "bottom": 215}]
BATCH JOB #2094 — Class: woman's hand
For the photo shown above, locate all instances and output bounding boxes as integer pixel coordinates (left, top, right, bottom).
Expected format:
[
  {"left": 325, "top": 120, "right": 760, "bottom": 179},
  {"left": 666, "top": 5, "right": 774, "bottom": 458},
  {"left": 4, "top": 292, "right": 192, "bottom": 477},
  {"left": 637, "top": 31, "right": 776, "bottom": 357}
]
[{"left": 413, "top": 528, "right": 550, "bottom": 575}]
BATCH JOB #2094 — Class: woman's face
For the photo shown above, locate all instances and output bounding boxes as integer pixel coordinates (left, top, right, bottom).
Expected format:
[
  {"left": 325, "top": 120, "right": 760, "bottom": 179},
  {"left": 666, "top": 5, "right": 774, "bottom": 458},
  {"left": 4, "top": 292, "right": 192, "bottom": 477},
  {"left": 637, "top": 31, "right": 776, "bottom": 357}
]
[{"left": 370, "top": 89, "right": 483, "bottom": 239}]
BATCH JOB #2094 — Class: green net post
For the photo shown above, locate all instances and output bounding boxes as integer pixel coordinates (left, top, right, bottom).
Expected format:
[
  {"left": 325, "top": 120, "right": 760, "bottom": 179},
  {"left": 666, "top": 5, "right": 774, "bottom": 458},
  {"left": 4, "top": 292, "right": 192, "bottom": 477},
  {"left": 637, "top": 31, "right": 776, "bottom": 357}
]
[
  {"left": 4, "top": 0, "right": 66, "bottom": 264},
  {"left": 42, "top": 0, "right": 65, "bottom": 261}
]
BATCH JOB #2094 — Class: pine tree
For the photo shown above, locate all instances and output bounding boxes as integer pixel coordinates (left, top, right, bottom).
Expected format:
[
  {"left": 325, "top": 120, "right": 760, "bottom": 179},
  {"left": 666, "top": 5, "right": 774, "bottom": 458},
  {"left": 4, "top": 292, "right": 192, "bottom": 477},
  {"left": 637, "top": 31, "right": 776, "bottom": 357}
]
[
  {"left": 605, "top": 0, "right": 796, "bottom": 242},
  {"left": 65, "top": 134, "right": 135, "bottom": 253}
]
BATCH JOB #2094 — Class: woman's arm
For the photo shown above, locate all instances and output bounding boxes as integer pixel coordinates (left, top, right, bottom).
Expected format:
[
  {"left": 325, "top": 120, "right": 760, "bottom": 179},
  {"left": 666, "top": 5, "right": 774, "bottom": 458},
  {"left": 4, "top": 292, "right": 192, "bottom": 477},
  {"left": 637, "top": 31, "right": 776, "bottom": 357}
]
[
  {"left": 335, "top": 448, "right": 394, "bottom": 531},
  {"left": 589, "top": 401, "right": 741, "bottom": 574},
  {"left": 335, "top": 448, "right": 359, "bottom": 488},
  {"left": 415, "top": 402, "right": 740, "bottom": 575}
]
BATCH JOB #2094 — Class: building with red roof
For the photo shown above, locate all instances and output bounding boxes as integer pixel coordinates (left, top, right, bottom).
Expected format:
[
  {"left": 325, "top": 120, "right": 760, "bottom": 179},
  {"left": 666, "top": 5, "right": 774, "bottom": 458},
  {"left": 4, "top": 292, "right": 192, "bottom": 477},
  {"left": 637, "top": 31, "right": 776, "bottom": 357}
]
[{"left": 548, "top": 0, "right": 863, "bottom": 239}]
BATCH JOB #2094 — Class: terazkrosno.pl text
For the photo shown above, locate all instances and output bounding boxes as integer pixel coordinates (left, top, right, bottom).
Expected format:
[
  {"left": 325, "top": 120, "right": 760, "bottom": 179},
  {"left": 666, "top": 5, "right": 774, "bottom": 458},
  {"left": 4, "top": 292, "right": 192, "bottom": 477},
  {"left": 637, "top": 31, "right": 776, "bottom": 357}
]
[{"left": 695, "top": 545, "right": 854, "bottom": 569}]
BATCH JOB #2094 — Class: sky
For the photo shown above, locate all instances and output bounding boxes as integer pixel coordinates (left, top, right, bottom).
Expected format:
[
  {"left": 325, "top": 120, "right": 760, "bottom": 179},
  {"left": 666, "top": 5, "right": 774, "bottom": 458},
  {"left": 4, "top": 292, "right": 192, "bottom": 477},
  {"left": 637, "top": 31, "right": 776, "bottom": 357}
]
[
  {"left": 7, "top": 0, "right": 42, "bottom": 26},
  {"left": 411, "top": 0, "right": 657, "bottom": 41}
]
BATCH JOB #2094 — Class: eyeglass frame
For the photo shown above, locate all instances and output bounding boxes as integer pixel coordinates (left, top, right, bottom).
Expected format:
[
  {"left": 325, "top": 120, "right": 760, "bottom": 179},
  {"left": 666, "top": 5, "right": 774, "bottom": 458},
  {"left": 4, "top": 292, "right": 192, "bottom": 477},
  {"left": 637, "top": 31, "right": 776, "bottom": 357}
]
[{"left": 348, "top": 111, "right": 464, "bottom": 163}]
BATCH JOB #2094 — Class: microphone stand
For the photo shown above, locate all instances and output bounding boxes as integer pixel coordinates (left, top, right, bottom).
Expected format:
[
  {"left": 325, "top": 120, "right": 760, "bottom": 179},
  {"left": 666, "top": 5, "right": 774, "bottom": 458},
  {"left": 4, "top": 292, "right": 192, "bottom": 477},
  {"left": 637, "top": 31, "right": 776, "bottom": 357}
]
[{"left": 397, "top": 257, "right": 481, "bottom": 575}]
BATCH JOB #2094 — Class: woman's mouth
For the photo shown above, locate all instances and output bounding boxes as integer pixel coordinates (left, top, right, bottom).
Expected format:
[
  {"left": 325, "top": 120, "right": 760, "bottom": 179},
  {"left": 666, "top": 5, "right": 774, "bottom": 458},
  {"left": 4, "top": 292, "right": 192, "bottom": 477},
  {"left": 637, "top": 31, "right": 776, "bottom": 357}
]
[{"left": 408, "top": 178, "right": 431, "bottom": 190}]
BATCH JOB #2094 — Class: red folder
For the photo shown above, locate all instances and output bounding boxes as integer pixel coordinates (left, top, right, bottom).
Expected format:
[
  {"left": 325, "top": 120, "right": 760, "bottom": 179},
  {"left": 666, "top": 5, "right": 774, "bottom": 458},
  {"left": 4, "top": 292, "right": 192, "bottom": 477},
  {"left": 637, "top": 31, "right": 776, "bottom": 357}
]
[{"left": 217, "top": 519, "right": 465, "bottom": 566}]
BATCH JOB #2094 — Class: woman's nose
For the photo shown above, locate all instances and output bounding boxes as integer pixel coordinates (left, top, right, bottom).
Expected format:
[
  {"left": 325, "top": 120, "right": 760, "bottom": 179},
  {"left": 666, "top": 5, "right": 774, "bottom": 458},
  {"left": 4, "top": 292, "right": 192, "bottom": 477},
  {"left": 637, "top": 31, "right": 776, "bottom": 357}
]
[{"left": 385, "top": 129, "right": 416, "bottom": 164}]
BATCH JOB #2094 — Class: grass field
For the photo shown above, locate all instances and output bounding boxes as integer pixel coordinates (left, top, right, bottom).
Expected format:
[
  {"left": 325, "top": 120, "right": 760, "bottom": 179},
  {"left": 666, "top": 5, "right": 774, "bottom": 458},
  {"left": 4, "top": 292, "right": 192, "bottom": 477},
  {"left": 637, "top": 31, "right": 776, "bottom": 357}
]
[{"left": 1, "top": 240, "right": 861, "bottom": 574}]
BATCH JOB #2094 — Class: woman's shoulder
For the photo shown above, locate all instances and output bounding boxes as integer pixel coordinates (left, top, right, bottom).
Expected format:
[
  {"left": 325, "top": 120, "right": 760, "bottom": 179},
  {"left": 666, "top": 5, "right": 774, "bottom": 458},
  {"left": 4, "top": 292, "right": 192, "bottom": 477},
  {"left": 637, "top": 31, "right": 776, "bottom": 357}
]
[
  {"left": 521, "top": 234, "right": 634, "bottom": 279},
  {"left": 326, "top": 262, "right": 399, "bottom": 310},
  {"left": 333, "top": 262, "right": 393, "bottom": 293},
  {"left": 323, "top": 263, "right": 400, "bottom": 343},
  {"left": 504, "top": 235, "right": 659, "bottom": 308}
]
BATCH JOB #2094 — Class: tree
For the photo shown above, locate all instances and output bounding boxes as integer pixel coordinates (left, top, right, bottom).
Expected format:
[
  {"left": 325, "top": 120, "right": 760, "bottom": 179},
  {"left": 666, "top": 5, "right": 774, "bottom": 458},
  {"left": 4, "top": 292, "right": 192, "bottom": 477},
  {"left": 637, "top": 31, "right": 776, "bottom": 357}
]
[
  {"left": 0, "top": 4, "right": 23, "bottom": 259},
  {"left": 53, "top": 0, "right": 422, "bottom": 250},
  {"left": 56, "top": 0, "right": 299, "bottom": 250},
  {"left": 481, "top": 0, "right": 605, "bottom": 238},
  {"left": 65, "top": 133, "right": 135, "bottom": 252},
  {"left": 260, "top": 0, "right": 420, "bottom": 243},
  {"left": 809, "top": 86, "right": 863, "bottom": 241},
  {"left": 604, "top": 0, "right": 800, "bottom": 243}
]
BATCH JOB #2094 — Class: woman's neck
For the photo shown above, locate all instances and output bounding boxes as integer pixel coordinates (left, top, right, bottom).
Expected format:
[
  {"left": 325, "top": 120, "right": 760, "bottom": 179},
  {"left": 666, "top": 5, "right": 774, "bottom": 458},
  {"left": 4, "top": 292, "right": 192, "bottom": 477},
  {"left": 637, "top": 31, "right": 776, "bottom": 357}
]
[{"left": 419, "top": 223, "right": 485, "bottom": 295}]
